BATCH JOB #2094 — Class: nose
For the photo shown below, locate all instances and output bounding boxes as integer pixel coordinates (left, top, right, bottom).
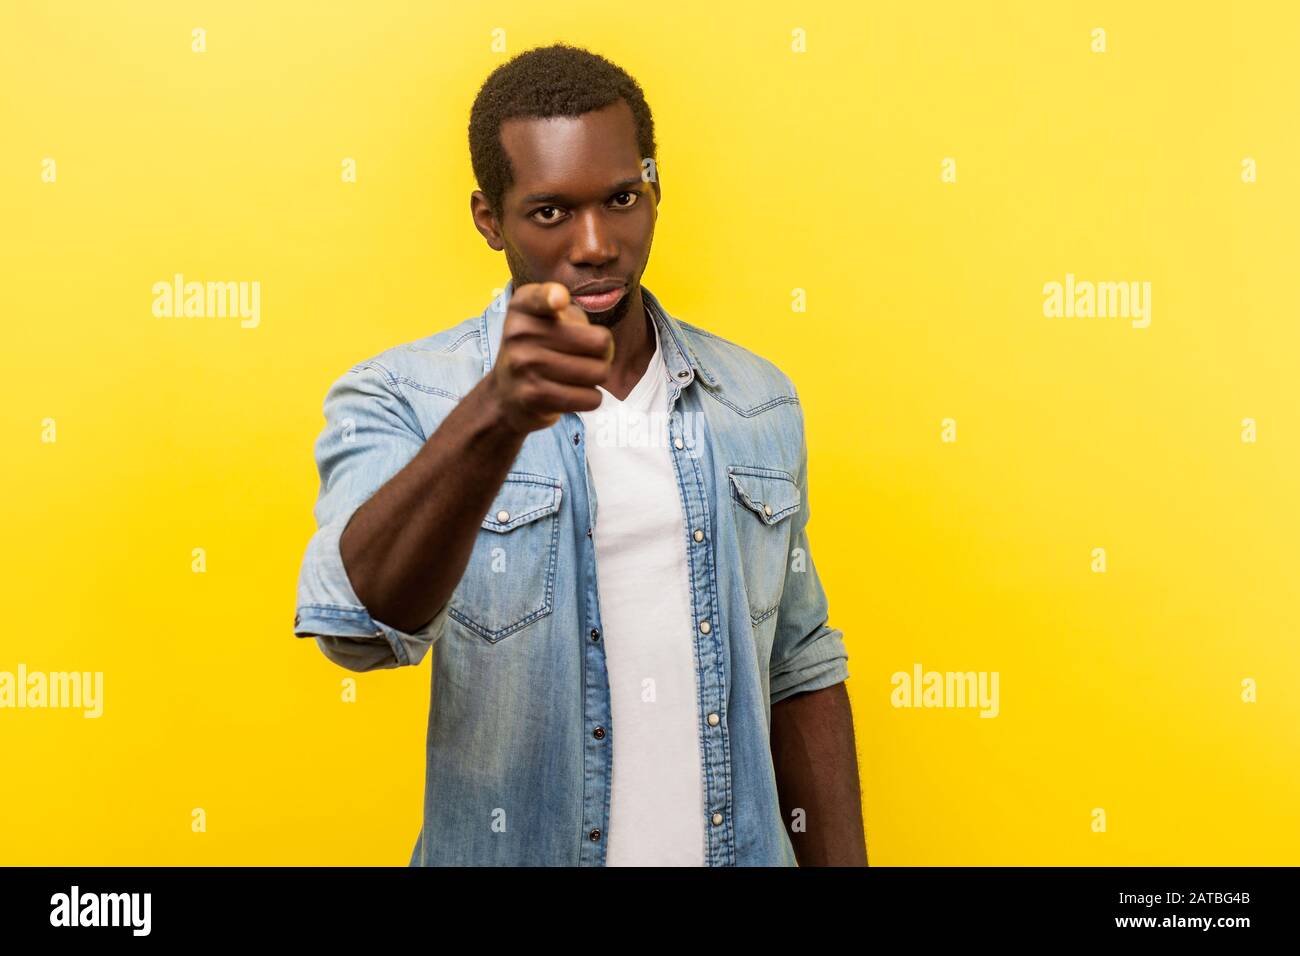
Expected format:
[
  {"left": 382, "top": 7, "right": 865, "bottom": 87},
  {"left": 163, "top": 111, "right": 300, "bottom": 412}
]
[{"left": 569, "top": 207, "right": 618, "bottom": 266}]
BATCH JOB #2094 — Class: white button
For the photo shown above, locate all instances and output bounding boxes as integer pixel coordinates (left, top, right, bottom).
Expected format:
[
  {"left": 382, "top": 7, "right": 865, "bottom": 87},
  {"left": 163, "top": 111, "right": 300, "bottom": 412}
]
[
  {"left": 693, "top": 529, "right": 704, "bottom": 542},
  {"left": 762, "top": 503, "right": 772, "bottom": 516},
  {"left": 496, "top": 510, "right": 510, "bottom": 522},
  {"left": 707, "top": 712, "right": 720, "bottom": 726},
  {"left": 699, "top": 620, "right": 711, "bottom": 634},
  {"left": 674, "top": 437, "right": 684, "bottom": 450},
  {"left": 711, "top": 812, "right": 723, "bottom": 826}
]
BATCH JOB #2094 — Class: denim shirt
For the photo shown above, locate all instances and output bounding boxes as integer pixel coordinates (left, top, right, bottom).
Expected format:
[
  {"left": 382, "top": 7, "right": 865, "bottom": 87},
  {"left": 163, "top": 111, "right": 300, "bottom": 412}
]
[{"left": 293, "top": 279, "right": 851, "bottom": 866}]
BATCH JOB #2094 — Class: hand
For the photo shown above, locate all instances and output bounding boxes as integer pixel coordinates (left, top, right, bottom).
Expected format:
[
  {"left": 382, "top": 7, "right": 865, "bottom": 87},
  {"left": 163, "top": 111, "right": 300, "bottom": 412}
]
[{"left": 487, "top": 282, "right": 615, "bottom": 435}]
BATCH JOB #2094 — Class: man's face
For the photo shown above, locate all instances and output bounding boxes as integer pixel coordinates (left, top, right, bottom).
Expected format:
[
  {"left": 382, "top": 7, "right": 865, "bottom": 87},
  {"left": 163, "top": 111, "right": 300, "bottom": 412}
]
[{"left": 474, "top": 98, "right": 660, "bottom": 329}]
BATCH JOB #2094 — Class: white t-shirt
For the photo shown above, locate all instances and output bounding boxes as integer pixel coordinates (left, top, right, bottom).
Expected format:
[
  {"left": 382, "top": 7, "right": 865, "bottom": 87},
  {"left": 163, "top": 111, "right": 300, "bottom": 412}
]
[{"left": 576, "top": 319, "right": 706, "bottom": 866}]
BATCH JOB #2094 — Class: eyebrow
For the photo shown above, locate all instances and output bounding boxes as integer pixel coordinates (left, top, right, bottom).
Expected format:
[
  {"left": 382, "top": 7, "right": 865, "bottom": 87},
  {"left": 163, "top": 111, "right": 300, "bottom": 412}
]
[{"left": 520, "top": 176, "right": 646, "bottom": 205}]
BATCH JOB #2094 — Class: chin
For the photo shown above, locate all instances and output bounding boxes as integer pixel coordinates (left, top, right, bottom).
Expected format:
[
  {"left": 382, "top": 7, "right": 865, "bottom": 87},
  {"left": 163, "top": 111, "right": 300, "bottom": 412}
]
[{"left": 586, "top": 290, "right": 634, "bottom": 328}]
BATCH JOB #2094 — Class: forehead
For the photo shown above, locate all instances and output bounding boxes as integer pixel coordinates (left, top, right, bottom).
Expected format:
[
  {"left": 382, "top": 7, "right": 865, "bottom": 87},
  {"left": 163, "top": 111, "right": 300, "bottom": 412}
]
[{"left": 499, "top": 99, "right": 642, "bottom": 199}]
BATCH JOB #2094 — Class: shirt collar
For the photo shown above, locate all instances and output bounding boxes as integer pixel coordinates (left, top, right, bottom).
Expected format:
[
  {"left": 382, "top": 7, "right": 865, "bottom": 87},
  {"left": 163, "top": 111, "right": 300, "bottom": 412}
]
[{"left": 481, "top": 278, "right": 719, "bottom": 390}]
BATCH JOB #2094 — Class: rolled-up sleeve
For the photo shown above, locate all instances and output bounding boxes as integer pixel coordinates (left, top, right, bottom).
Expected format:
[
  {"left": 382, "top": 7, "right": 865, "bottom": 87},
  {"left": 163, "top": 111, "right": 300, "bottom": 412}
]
[
  {"left": 768, "top": 395, "right": 850, "bottom": 706},
  {"left": 293, "top": 361, "right": 449, "bottom": 672}
]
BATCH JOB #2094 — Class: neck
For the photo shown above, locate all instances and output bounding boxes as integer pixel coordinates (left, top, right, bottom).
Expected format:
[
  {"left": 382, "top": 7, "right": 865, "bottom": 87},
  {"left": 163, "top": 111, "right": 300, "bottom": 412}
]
[{"left": 600, "top": 289, "right": 656, "bottom": 402}]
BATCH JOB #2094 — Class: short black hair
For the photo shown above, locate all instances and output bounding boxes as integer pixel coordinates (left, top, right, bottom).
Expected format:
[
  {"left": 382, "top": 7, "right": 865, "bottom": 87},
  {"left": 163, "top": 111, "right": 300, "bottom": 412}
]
[{"left": 468, "top": 43, "right": 657, "bottom": 221}]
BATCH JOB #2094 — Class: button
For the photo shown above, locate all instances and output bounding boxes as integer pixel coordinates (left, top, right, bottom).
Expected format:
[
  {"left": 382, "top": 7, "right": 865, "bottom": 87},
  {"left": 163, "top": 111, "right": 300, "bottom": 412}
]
[
  {"left": 586, "top": 527, "right": 592, "bottom": 538},
  {"left": 676, "top": 370, "right": 689, "bottom": 378},
  {"left": 589, "top": 828, "right": 602, "bottom": 841},
  {"left": 293, "top": 614, "right": 300, "bottom": 627},
  {"left": 593, "top": 726, "right": 606, "bottom": 740},
  {"left": 699, "top": 620, "right": 711, "bottom": 634},
  {"left": 590, "top": 628, "right": 600, "bottom": 641},
  {"left": 762, "top": 503, "right": 772, "bottom": 516},
  {"left": 707, "top": 712, "right": 720, "bottom": 726},
  {"left": 711, "top": 812, "right": 723, "bottom": 826},
  {"left": 693, "top": 529, "right": 704, "bottom": 542},
  {"left": 496, "top": 510, "right": 510, "bottom": 522},
  {"left": 673, "top": 437, "right": 684, "bottom": 450},
  {"left": 573, "top": 432, "right": 580, "bottom": 444}
]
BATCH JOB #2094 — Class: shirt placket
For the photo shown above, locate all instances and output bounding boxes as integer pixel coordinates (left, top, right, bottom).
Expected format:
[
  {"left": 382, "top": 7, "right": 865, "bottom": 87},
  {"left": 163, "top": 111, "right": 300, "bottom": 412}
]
[
  {"left": 567, "top": 414, "right": 613, "bottom": 865},
  {"left": 661, "top": 344, "right": 734, "bottom": 867},
  {"left": 565, "top": 304, "right": 734, "bottom": 867}
]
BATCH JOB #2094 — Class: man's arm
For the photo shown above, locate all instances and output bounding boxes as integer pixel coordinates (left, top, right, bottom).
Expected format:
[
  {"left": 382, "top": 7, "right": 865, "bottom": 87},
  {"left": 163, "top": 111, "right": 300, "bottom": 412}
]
[
  {"left": 293, "top": 282, "right": 612, "bottom": 667},
  {"left": 337, "top": 370, "right": 527, "bottom": 634},
  {"left": 770, "top": 681, "right": 867, "bottom": 866},
  {"left": 763, "top": 382, "right": 863, "bottom": 863},
  {"left": 292, "top": 362, "right": 522, "bottom": 670},
  {"left": 340, "top": 282, "right": 607, "bottom": 634}
]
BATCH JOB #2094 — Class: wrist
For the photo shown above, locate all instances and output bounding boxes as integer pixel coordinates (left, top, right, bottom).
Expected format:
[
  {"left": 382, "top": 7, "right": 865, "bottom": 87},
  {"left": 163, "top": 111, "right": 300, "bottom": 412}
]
[{"left": 473, "top": 373, "right": 533, "bottom": 445}]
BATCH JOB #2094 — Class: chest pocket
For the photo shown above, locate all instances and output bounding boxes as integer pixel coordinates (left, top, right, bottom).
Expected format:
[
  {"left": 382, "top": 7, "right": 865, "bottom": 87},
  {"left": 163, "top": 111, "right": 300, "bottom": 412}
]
[
  {"left": 728, "top": 465, "right": 801, "bottom": 625},
  {"left": 448, "top": 472, "right": 563, "bottom": 643}
]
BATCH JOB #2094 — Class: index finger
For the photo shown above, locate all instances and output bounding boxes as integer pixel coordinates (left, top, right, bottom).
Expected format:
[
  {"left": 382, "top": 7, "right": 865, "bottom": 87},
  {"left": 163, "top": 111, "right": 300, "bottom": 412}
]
[{"left": 510, "top": 282, "right": 590, "bottom": 325}]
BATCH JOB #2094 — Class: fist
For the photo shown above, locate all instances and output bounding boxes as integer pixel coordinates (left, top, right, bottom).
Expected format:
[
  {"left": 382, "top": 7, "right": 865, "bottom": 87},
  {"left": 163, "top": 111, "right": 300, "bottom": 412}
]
[{"left": 488, "top": 282, "right": 615, "bottom": 434}]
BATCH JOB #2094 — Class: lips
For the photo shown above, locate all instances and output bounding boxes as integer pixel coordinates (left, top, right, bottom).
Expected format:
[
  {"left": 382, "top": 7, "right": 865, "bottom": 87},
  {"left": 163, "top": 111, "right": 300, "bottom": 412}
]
[{"left": 570, "top": 283, "right": 627, "bottom": 313}]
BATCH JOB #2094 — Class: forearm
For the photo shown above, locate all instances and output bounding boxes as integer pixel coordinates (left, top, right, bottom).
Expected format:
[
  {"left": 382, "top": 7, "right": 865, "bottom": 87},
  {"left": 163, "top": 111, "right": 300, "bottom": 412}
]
[
  {"left": 339, "top": 375, "right": 527, "bottom": 633},
  {"left": 769, "top": 680, "right": 867, "bottom": 866}
]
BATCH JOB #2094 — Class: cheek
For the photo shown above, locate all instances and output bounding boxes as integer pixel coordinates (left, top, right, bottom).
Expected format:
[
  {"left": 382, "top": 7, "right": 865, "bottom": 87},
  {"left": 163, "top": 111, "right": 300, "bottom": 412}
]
[
  {"left": 503, "top": 240, "right": 549, "bottom": 280},
  {"left": 505, "top": 225, "right": 561, "bottom": 263},
  {"left": 619, "top": 218, "right": 651, "bottom": 258},
  {"left": 636, "top": 227, "right": 655, "bottom": 265}
]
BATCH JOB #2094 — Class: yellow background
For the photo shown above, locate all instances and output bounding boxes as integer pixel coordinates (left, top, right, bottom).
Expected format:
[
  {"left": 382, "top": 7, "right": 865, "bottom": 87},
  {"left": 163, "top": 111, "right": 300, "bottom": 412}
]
[{"left": 2, "top": 1, "right": 1296, "bottom": 864}]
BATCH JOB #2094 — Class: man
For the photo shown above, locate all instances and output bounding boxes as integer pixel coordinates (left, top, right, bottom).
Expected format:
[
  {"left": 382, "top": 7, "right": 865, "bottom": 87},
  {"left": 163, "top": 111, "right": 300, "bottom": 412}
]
[{"left": 293, "top": 42, "right": 866, "bottom": 866}]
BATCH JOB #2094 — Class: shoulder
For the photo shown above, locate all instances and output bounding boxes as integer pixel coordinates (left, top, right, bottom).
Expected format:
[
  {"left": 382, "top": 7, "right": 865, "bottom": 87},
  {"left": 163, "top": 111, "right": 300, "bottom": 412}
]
[
  {"left": 670, "top": 314, "right": 809, "bottom": 480},
  {"left": 676, "top": 318, "right": 794, "bottom": 388},
  {"left": 335, "top": 314, "right": 488, "bottom": 402},
  {"left": 674, "top": 317, "right": 800, "bottom": 407}
]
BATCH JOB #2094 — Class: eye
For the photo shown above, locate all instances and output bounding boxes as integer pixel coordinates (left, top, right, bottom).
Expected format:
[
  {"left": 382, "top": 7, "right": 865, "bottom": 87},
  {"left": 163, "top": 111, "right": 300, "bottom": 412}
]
[
  {"left": 611, "top": 191, "right": 638, "bottom": 208},
  {"left": 531, "top": 205, "right": 564, "bottom": 224}
]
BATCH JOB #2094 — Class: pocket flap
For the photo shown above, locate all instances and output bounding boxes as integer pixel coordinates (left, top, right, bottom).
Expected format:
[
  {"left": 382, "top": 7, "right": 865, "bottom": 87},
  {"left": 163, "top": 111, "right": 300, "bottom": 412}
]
[
  {"left": 481, "top": 473, "right": 563, "bottom": 532},
  {"left": 727, "top": 466, "right": 800, "bottom": 525}
]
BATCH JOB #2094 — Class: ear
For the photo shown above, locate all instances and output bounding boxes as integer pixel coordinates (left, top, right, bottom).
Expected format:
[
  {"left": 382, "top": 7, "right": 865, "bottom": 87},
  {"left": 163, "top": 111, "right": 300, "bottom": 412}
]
[{"left": 470, "top": 190, "right": 505, "bottom": 251}]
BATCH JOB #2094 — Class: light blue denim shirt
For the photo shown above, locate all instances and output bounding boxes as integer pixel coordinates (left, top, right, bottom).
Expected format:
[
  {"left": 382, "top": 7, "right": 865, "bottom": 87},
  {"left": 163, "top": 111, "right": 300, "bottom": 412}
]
[{"left": 293, "top": 279, "right": 851, "bottom": 866}]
